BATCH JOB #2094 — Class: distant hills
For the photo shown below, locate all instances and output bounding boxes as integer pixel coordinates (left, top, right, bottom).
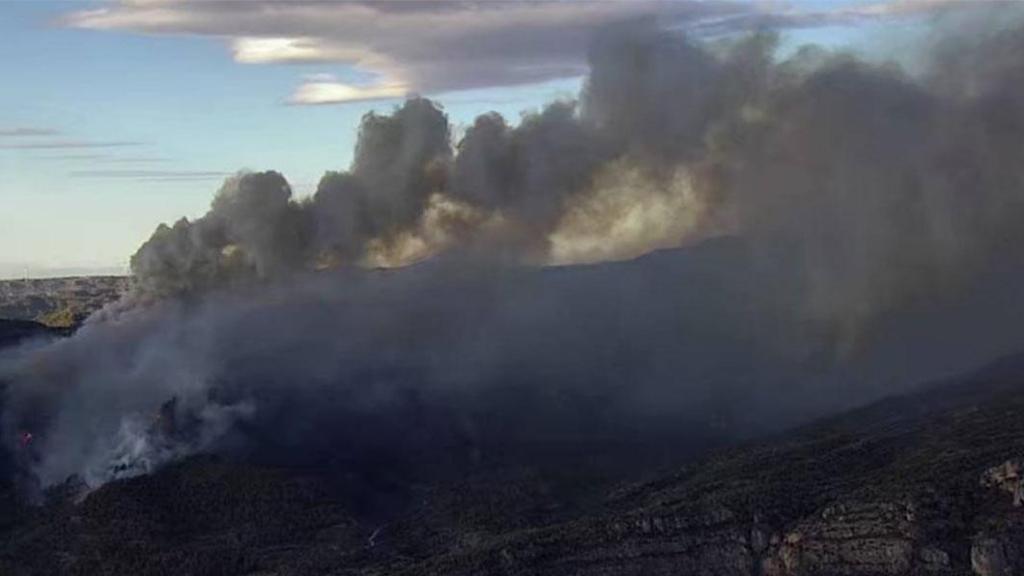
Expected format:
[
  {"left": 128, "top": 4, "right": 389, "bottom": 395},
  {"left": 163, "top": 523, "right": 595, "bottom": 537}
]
[{"left": 0, "top": 276, "right": 129, "bottom": 327}]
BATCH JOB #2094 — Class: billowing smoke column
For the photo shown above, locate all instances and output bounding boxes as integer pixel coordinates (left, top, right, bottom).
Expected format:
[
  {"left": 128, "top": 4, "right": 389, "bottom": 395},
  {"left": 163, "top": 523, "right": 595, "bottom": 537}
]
[
  {"left": 129, "top": 99, "right": 453, "bottom": 296},
  {"left": 127, "top": 28, "right": 777, "bottom": 296},
  {"left": 5, "top": 11, "right": 1024, "bottom": 491}
]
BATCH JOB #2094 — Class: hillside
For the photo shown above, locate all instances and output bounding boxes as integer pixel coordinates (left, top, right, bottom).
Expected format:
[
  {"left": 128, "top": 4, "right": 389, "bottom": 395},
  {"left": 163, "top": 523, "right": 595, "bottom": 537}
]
[
  {"left": 0, "top": 276, "right": 129, "bottom": 327},
  {"left": 0, "top": 319, "right": 67, "bottom": 349},
  {"left": 3, "top": 351, "right": 1024, "bottom": 575}
]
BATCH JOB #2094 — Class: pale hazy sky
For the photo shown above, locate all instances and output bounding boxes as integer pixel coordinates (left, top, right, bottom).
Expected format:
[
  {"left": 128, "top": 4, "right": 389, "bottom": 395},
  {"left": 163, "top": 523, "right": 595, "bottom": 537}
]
[{"left": 0, "top": 0, "right": 942, "bottom": 278}]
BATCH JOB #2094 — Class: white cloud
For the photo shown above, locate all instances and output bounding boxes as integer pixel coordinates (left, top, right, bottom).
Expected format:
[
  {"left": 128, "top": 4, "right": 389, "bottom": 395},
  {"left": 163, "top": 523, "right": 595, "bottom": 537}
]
[
  {"left": 231, "top": 37, "right": 364, "bottom": 64},
  {"left": 287, "top": 73, "right": 408, "bottom": 105}
]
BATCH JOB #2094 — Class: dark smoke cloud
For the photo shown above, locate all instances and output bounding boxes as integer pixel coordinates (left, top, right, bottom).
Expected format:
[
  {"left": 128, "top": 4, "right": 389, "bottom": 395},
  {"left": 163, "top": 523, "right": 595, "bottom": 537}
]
[
  {"left": 6, "top": 11, "right": 1024, "bottom": 492},
  {"left": 581, "top": 24, "right": 760, "bottom": 164},
  {"left": 130, "top": 98, "right": 452, "bottom": 295},
  {"left": 346, "top": 97, "right": 452, "bottom": 242},
  {"left": 450, "top": 102, "right": 613, "bottom": 258},
  {"left": 125, "top": 29, "right": 776, "bottom": 292},
  {"left": 695, "top": 25, "right": 1024, "bottom": 343}
]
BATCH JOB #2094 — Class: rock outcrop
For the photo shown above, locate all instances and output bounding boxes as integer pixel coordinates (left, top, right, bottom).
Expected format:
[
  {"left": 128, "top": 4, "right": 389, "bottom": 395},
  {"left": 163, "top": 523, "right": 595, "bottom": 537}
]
[{"left": 982, "top": 460, "right": 1024, "bottom": 507}]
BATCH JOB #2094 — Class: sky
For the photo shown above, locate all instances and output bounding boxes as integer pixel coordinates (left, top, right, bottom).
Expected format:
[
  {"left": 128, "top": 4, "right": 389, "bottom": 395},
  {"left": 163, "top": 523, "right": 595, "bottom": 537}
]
[{"left": 0, "top": 0, "right": 944, "bottom": 278}]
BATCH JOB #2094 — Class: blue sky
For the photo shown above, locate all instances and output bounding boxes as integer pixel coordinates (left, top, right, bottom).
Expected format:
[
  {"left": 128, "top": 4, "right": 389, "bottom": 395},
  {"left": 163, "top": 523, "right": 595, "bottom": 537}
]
[{"left": 0, "top": 0, "right": 932, "bottom": 278}]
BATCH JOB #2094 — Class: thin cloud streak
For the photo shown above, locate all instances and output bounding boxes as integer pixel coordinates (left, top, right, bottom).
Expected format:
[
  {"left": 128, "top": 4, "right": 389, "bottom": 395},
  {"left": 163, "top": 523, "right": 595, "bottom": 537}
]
[
  {"left": 68, "top": 169, "right": 230, "bottom": 181},
  {"left": 0, "top": 127, "right": 60, "bottom": 137},
  {"left": 44, "top": 154, "right": 111, "bottom": 161},
  {"left": 44, "top": 155, "right": 172, "bottom": 163},
  {"left": 0, "top": 140, "right": 146, "bottom": 150},
  {"left": 101, "top": 157, "right": 172, "bottom": 164}
]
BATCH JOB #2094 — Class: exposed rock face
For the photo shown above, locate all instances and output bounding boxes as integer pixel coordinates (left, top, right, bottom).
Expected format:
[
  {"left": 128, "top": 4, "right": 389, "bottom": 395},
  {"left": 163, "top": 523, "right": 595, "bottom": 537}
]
[
  {"left": 416, "top": 501, "right": 932, "bottom": 576},
  {"left": 972, "top": 538, "right": 1011, "bottom": 576},
  {"left": 394, "top": 498, "right": 957, "bottom": 576},
  {"left": 378, "top": 354, "right": 1024, "bottom": 576},
  {"left": 966, "top": 512, "right": 1024, "bottom": 576},
  {"left": 982, "top": 460, "right": 1024, "bottom": 507},
  {"left": 919, "top": 546, "right": 951, "bottom": 571},
  {"left": 771, "top": 502, "right": 917, "bottom": 575}
]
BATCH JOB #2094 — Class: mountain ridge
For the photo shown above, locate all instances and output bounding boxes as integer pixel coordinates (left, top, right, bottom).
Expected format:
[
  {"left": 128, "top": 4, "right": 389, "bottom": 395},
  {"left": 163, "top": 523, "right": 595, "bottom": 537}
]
[{"left": 3, "top": 347, "right": 1024, "bottom": 574}]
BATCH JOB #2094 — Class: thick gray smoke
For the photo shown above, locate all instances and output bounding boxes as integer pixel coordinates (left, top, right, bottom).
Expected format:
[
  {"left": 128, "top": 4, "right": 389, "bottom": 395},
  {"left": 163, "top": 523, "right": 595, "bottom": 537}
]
[
  {"left": 130, "top": 99, "right": 452, "bottom": 297},
  {"left": 5, "top": 11, "right": 1024, "bottom": 491}
]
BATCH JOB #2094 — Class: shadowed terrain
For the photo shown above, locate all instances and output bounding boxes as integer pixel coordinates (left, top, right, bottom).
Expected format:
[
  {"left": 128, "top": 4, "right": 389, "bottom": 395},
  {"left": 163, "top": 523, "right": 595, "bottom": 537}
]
[
  {"left": 3, "top": 324, "right": 1024, "bottom": 575},
  {"left": 0, "top": 319, "right": 66, "bottom": 349},
  {"left": 4, "top": 12, "right": 1024, "bottom": 573}
]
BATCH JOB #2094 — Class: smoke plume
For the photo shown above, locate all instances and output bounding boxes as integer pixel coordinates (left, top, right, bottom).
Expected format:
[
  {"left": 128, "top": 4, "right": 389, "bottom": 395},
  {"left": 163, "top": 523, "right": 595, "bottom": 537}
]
[{"left": 5, "top": 9, "right": 1024, "bottom": 493}]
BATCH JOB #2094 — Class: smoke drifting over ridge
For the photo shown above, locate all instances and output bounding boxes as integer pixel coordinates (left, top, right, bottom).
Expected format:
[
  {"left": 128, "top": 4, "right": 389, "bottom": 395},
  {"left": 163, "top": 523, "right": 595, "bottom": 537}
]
[
  {"left": 6, "top": 11, "right": 1024, "bottom": 490},
  {"left": 128, "top": 15, "right": 1024, "bottom": 334}
]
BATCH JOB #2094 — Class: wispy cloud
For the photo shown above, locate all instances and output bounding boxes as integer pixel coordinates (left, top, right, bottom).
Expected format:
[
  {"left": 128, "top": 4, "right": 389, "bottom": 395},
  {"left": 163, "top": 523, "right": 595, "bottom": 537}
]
[
  {"left": 0, "top": 127, "right": 60, "bottom": 137},
  {"left": 101, "top": 156, "right": 171, "bottom": 164},
  {"left": 44, "top": 154, "right": 110, "bottom": 161},
  {"left": 45, "top": 154, "right": 171, "bottom": 163},
  {"left": 59, "top": 1, "right": 975, "bottom": 105},
  {"left": 69, "top": 169, "right": 228, "bottom": 181},
  {"left": 0, "top": 140, "right": 146, "bottom": 150}
]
